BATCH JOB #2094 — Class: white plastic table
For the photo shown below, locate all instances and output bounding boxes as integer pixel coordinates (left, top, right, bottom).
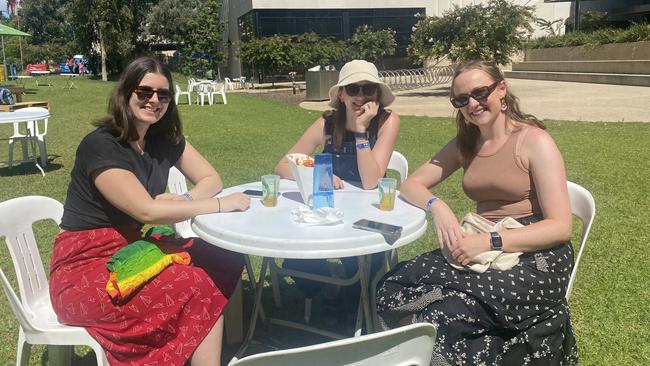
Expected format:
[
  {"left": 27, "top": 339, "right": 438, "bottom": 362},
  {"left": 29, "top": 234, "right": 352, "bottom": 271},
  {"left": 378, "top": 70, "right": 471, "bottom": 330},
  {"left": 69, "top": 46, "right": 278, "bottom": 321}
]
[
  {"left": 8, "top": 75, "right": 33, "bottom": 87},
  {"left": 60, "top": 74, "right": 78, "bottom": 89},
  {"left": 0, "top": 109, "right": 51, "bottom": 175},
  {"left": 30, "top": 70, "right": 52, "bottom": 86},
  {"left": 192, "top": 179, "right": 427, "bottom": 357}
]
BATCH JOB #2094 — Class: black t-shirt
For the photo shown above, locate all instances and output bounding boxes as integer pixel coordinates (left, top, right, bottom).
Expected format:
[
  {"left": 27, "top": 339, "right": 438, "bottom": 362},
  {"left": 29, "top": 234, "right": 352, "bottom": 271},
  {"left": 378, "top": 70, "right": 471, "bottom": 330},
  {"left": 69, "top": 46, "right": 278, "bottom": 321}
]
[{"left": 60, "top": 126, "right": 185, "bottom": 230}]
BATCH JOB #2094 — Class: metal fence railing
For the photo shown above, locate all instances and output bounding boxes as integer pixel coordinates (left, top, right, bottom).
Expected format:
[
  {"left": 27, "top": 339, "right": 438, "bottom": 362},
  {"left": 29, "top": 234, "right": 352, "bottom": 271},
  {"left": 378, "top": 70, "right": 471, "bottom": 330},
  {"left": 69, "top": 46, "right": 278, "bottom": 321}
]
[{"left": 378, "top": 65, "right": 455, "bottom": 91}]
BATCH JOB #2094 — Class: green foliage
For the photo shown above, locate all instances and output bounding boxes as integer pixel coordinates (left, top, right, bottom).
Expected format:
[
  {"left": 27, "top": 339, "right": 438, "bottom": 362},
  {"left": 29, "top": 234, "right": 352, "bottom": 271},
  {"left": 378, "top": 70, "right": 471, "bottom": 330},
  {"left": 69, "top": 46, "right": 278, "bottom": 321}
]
[
  {"left": 565, "top": 11, "right": 609, "bottom": 33},
  {"left": 144, "top": 0, "right": 200, "bottom": 45},
  {"left": 347, "top": 25, "right": 396, "bottom": 65},
  {"left": 526, "top": 23, "right": 650, "bottom": 49},
  {"left": 15, "top": 0, "right": 75, "bottom": 64},
  {"left": 408, "top": 0, "right": 535, "bottom": 65}
]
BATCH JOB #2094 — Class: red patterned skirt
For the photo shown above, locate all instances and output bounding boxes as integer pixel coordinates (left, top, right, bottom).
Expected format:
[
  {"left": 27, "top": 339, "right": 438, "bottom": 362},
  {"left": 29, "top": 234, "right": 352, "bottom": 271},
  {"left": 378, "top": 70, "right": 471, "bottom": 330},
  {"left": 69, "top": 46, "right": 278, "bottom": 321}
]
[{"left": 49, "top": 227, "right": 244, "bottom": 366}]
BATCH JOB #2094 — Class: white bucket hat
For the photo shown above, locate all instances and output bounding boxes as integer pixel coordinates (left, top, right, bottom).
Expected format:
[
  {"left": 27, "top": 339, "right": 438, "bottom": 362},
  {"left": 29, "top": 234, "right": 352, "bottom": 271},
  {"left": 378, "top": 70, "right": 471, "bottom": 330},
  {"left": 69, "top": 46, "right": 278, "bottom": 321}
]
[{"left": 328, "top": 60, "right": 395, "bottom": 108}]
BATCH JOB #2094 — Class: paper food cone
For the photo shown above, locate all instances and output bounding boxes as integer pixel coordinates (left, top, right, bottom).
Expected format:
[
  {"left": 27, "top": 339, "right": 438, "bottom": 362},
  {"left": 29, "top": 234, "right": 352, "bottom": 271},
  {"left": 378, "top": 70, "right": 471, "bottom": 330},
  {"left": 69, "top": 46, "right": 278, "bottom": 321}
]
[{"left": 286, "top": 153, "right": 313, "bottom": 205}]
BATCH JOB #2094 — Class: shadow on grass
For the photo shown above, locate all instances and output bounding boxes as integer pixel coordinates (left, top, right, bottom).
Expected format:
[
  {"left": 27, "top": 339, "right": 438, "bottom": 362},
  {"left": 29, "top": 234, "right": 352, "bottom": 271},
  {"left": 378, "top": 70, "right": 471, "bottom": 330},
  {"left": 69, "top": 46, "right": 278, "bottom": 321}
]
[{"left": 0, "top": 160, "right": 64, "bottom": 176}]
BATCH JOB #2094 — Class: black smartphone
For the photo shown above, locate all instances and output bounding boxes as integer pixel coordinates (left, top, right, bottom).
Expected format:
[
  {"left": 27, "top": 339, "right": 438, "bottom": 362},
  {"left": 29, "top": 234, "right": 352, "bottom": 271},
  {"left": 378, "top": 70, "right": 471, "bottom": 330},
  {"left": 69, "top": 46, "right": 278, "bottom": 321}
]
[
  {"left": 243, "top": 189, "right": 264, "bottom": 197},
  {"left": 352, "top": 219, "right": 402, "bottom": 235}
]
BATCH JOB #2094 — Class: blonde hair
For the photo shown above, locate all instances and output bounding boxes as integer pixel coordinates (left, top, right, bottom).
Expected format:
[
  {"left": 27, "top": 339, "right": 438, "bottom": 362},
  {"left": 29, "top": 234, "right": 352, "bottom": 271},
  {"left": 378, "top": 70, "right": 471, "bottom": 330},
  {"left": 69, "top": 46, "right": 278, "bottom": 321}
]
[{"left": 451, "top": 60, "right": 545, "bottom": 164}]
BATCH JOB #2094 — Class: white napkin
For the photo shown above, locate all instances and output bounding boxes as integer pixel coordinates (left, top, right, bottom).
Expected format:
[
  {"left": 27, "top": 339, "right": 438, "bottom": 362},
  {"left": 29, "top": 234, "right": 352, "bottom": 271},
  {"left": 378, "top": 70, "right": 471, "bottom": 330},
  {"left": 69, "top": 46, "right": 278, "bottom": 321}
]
[{"left": 291, "top": 205, "right": 344, "bottom": 226}]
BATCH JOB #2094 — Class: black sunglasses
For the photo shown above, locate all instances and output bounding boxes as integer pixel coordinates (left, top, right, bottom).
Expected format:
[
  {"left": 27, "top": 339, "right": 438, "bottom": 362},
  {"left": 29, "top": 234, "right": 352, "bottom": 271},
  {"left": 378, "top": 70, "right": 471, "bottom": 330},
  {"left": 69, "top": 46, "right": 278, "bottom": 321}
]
[
  {"left": 344, "top": 83, "right": 378, "bottom": 97},
  {"left": 450, "top": 80, "right": 502, "bottom": 108},
  {"left": 133, "top": 86, "right": 173, "bottom": 104}
]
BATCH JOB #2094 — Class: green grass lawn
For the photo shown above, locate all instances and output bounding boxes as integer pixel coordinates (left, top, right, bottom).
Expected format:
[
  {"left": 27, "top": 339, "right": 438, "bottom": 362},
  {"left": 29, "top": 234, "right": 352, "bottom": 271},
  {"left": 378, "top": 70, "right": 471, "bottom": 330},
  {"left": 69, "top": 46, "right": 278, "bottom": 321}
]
[{"left": 0, "top": 76, "right": 648, "bottom": 365}]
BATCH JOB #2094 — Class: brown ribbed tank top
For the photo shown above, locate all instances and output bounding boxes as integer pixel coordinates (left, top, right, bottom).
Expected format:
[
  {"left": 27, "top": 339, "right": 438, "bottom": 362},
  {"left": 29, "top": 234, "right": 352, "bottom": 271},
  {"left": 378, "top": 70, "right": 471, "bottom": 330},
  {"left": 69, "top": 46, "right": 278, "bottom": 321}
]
[{"left": 462, "top": 127, "right": 541, "bottom": 221}]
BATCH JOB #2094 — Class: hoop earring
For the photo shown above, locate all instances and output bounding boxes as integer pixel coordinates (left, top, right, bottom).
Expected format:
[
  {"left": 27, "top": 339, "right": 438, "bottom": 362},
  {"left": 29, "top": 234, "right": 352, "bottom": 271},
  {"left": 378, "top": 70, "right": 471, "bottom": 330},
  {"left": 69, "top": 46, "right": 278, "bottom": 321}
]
[{"left": 500, "top": 97, "right": 508, "bottom": 112}]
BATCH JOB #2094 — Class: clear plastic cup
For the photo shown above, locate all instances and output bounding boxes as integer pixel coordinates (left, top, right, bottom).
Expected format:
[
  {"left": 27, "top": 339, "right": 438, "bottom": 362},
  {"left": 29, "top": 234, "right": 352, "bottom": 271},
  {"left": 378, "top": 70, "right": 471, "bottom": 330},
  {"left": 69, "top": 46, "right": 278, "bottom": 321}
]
[
  {"left": 261, "top": 174, "right": 280, "bottom": 207},
  {"left": 378, "top": 178, "right": 397, "bottom": 211}
]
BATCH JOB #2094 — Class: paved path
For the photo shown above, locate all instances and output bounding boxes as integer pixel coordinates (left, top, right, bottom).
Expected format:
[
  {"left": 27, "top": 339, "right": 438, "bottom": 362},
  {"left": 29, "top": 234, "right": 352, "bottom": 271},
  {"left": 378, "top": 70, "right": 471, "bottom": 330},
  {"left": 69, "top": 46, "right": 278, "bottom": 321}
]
[{"left": 300, "top": 79, "right": 650, "bottom": 122}]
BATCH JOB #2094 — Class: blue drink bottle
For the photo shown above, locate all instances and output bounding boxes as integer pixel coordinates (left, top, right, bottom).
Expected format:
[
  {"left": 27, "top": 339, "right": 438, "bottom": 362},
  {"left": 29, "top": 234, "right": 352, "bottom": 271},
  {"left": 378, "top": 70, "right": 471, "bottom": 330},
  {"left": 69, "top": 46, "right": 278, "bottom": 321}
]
[{"left": 312, "top": 153, "right": 334, "bottom": 208}]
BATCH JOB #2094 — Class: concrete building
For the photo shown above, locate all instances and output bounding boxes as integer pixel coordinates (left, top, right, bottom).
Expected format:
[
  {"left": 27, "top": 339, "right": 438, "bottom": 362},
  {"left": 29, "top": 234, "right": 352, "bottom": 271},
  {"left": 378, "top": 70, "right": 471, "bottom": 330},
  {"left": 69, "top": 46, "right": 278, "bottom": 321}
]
[{"left": 221, "top": 0, "right": 571, "bottom": 77}]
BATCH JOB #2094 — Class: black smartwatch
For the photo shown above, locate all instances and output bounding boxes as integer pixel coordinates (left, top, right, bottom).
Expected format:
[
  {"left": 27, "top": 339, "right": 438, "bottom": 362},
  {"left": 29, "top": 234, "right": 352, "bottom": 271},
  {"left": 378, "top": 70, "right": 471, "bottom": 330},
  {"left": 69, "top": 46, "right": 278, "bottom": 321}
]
[{"left": 490, "top": 231, "right": 503, "bottom": 251}]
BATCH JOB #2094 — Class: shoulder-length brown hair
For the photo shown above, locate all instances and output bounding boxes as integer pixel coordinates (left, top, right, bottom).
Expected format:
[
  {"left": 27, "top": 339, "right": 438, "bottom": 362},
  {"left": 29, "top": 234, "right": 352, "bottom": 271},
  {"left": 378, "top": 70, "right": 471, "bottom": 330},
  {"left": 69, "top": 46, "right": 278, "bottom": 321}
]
[
  {"left": 451, "top": 60, "right": 545, "bottom": 164},
  {"left": 94, "top": 56, "right": 183, "bottom": 143},
  {"left": 324, "top": 86, "right": 387, "bottom": 149}
]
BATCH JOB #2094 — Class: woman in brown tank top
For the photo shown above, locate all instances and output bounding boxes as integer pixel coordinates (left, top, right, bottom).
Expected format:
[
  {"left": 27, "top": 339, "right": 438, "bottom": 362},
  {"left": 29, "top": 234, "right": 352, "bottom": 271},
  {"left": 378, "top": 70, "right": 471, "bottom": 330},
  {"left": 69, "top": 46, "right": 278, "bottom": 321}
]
[{"left": 376, "top": 61, "right": 578, "bottom": 365}]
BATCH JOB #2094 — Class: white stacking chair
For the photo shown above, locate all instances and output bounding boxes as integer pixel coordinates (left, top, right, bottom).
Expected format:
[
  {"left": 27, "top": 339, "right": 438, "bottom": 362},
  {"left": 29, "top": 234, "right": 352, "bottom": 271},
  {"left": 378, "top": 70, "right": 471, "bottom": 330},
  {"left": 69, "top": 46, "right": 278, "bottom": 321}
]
[
  {"left": 228, "top": 323, "right": 436, "bottom": 366},
  {"left": 268, "top": 150, "right": 408, "bottom": 325},
  {"left": 565, "top": 181, "right": 596, "bottom": 300},
  {"left": 224, "top": 77, "right": 235, "bottom": 91},
  {"left": 210, "top": 83, "right": 228, "bottom": 105},
  {"left": 196, "top": 82, "right": 213, "bottom": 106},
  {"left": 0, "top": 196, "right": 108, "bottom": 366},
  {"left": 167, "top": 166, "right": 256, "bottom": 344},
  {"left": 175, "top": 83, "right": 192, "bottom": 105}
]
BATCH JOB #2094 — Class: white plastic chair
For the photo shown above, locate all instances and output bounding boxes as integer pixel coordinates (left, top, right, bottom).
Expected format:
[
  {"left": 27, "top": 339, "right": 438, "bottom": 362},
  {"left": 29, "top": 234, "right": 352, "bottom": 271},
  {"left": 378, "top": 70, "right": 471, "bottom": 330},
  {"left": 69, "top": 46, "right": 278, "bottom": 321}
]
[
  {"left": 228, "top": 323, "right": 436, "bottom": 366},
  {"left": 0, "top": 195, "right": 108, "bottom": 366},
  {"left": 167, "top": 166, "right": 256, "bottom": 344},
  {"left": 224, "top": 77, "right": 235, "bottom": 91},
  {"left": 566, "top": 181, "right": 596, "bottom": 300},
  {"left": 269, "top": 150, "right": 408, "bottom": 324},
  {"left": 196, "top": 82, "right": 213, "bottom": 105},
  {"left": 175, "top": 83, "right": 192, "bottom": 105},
  {"left": 210, "top": 83, "right": 228, "bottom": 105}
]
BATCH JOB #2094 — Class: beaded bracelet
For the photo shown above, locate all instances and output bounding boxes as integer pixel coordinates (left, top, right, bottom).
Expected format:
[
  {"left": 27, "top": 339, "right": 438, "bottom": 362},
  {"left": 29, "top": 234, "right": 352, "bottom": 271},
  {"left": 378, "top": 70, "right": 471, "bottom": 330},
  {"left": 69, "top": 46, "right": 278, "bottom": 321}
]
[
  {"left": 424, "top": 196, "right": 438, "bottom": 212},
  {"left": 356, "top": 141, "right": 370, "bottom": 150},
  {"left": 182, "top": 192, "right": 193, "bottom": 201}
]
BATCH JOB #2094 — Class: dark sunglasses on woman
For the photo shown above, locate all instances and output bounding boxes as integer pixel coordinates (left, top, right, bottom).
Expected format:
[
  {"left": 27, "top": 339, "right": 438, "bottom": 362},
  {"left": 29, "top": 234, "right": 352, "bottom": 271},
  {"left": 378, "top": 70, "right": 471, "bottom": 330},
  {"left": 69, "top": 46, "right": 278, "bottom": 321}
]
[
  {"left": 450, "top": 80, "right": 502, "bottom": 108},
  {"left": 344, "top": 83, "right": 378, "bottom": 97},
  {"left": 134, "top": 86, "right": 173, "bottom": 104}
]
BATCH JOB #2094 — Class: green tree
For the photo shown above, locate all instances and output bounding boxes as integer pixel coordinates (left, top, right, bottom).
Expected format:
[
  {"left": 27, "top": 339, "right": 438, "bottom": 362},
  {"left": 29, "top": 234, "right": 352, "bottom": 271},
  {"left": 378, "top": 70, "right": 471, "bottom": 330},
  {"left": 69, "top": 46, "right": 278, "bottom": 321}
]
[
  {"left": 16, "top": 0, "right": 74, "bottom": 64},
  {"left": 409, "top": 0, "right": 535, "bottom": 65},
  {"left": 69, "top": 0, "right": 135, "bottom": 80},
  {"left": 144, "top": 0, "right": 200, "bottom": 46},
  {"left": 347, "top": 25, "right": 396, "bottom": 66},
  {"left": 239, "top": 35, "right": 294, "bottom": 80}
]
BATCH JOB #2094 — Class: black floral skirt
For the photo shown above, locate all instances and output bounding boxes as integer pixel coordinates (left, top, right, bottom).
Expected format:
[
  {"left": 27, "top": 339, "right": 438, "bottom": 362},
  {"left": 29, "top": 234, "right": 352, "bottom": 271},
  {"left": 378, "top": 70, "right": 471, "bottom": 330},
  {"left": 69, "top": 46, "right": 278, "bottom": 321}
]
[{"left": 376, "top": 216, "right": 579, "bottom": 366}]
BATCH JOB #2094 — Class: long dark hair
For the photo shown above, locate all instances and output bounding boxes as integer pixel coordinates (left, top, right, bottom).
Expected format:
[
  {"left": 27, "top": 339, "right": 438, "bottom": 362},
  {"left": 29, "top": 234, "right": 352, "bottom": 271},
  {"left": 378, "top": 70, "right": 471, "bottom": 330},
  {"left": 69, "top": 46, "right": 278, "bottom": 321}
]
[
  {"left": 94, "top": 56, "right": 183, "bottom": 144},
  {"left": 324, "top": 86, "right": 386, "bottom": 150},
  {"left": 451, "top": 60, "right": 544, "bottom": 164}
]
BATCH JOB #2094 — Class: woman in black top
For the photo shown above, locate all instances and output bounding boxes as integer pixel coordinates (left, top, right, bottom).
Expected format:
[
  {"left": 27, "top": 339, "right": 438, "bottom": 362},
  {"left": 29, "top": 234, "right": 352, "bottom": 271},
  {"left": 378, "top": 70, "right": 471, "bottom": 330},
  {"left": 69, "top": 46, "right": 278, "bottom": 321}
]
[{"left": 50, "top": 57, "right": 249, "bottom": 366}]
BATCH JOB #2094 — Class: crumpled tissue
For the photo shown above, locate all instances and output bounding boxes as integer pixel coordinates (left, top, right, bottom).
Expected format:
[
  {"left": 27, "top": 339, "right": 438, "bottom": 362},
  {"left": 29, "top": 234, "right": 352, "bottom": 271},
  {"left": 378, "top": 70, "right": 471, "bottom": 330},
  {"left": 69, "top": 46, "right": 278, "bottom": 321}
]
[{"left": 291, "top": 205, "right": 344, "bottom": 225}]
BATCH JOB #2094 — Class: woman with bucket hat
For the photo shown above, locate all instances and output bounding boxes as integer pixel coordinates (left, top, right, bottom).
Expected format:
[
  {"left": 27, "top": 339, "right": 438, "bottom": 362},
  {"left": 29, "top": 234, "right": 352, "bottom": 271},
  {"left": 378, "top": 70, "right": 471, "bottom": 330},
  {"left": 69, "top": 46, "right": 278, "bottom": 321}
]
[{"left": 274, "top": 59, "right": 401, "bottom": 324}]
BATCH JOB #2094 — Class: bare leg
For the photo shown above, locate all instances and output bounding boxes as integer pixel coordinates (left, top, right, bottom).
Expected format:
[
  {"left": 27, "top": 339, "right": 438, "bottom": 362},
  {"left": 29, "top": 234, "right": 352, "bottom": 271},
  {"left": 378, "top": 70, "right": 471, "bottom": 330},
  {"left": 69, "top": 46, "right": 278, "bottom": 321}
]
[{"left": 191, "top": 315, "right": 224, "bottom": 366}]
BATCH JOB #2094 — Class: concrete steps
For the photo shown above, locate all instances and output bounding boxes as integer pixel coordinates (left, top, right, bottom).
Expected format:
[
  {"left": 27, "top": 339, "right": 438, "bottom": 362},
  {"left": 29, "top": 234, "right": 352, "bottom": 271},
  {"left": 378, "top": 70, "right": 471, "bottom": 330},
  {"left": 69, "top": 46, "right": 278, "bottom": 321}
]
[
  {"left": 506, "top": 60, "right": 650, "bottom": 86},
  {"left": 505, "top": 70, "right": 650, "bottom": 86}
]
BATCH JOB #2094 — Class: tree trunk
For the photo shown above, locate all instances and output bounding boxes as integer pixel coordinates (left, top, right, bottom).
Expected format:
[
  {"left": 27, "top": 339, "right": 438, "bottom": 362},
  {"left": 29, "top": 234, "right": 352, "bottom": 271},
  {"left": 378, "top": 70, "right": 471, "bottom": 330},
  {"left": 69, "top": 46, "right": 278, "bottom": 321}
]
[{"left": 99, "top": 26, "right": 107, "bottom": 82}]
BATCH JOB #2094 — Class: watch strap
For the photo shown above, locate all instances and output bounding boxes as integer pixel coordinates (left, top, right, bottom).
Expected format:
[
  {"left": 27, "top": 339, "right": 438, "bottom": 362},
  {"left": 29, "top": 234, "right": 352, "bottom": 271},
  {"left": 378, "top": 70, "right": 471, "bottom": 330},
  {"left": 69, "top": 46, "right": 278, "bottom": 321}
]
[{"left": 354, "top": 131, "right": 368, "bottom": 140}]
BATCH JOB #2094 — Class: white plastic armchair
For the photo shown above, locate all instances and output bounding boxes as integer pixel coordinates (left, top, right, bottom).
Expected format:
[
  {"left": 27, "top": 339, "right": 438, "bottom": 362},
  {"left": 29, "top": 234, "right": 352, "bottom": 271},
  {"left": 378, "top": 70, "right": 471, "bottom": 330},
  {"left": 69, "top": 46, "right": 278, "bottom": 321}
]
[
  {"left": 228, "top": 323, "right": 436, "bottom": 366},
  {"left": 566, "top": 181, "right": 596, "bottom": 300},
  {"left": 175, "top": 83, "right": 192, "bottom": 105},
  {"left": 387, "top": 150, "right": 408, "bottom": 183},
  {"left": 224, "top": 77, "right": 235, "bottom": 91},
  {"left": 196, "top": 82, "right": 213, "bottom": 105},
  {"left": 210, "top": 82, "right": 228, "bottom": 105},
  {"left": 0, "top": 195, "right": 108, "bottom": 366}
]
